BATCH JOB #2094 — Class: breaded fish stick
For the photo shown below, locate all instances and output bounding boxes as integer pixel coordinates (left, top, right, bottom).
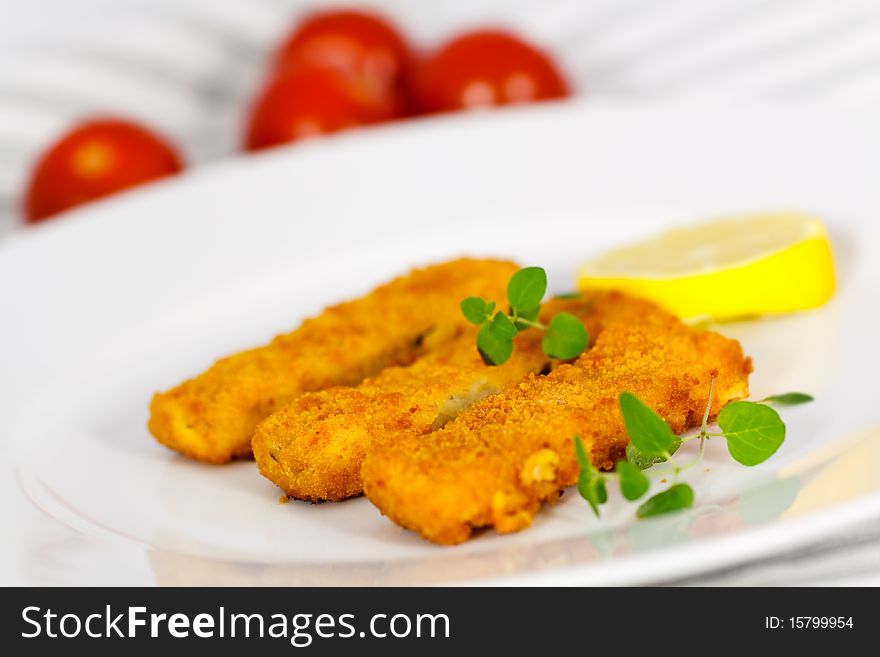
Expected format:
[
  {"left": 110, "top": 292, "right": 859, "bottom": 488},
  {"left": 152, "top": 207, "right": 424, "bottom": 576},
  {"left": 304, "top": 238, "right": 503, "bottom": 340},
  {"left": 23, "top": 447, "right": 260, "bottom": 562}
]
[
  {"left": 253, "top": 293, "right": 670, "bottom": 501},
  {"left": 149, "top": 258, "right": 518, "bottom": 463},
  {"left": 252, "top": 328, "right": 548, "bottom": 502},
  {"left": 362, "top": 304, "right": 752, "bottom": 544}
]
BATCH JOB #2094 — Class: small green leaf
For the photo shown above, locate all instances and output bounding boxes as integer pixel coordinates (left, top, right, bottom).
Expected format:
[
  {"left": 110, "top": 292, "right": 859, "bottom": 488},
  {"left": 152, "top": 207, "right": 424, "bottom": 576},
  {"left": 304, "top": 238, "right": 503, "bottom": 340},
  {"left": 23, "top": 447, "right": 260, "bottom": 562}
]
[
  {"left": 476, "top": 313, "right": 516, "bottom": 365},
  {"left": 490, "top": 312, "right": 517, "bottom": 339},
  {"left": 618, "top": 392, "right": 681, "bottom": 457},
  {"left": 636, "top": 483, "right": 694, "bottom": 518},
  {"left": 616, "top": 460, "right": 650, "bottom": 501},
  {"left": 553, "top": 291, "right": 583, "bottom": 300},
  {"left": 574, "top": 435, "right": 607, "bottom": 517},
  {"left": 626, "top": 442, "right": 673, "bottom": 470},
  {"left": 506, "top": 267, "right": 547, "bottom": 313},
  {"left": 485, "top": 301, "right": 496, "bottom": 316},
  {"left": 513, "top": 305, "right": 540, "bottom": 332},
  {"left": 515, "top": 305, "right": 539, "bottom": 320},
  {"left": 460, "top": 297, "right": 489, "bottom": 325},
  {"left": 542, "top": 312, "right": 588, "bottom": 359},
  {"left": 759, "top": 392, "right": 814, "bottom": 406},
  {"left": 718, "top": 401, "right": 786, "bottom": 466}
]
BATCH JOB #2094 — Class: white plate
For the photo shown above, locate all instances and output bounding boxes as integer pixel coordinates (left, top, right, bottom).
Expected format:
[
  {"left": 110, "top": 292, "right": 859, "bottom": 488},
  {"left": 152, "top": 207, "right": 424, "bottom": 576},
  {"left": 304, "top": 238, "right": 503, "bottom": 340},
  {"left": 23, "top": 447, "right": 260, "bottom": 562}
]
[{"left": 2, "top": 101, "right": 879, "bottom": 586}]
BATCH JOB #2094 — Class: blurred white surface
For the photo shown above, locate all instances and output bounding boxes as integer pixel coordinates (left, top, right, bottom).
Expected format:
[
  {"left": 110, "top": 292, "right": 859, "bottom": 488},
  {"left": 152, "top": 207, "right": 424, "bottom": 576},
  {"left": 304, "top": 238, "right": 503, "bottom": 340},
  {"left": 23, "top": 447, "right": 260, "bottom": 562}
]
[
  {"left": 3, "top": 0, "right": 880, "bottom": 230},
  {"left": 1, "top": 103, "right": 879, "bottom": 586}
]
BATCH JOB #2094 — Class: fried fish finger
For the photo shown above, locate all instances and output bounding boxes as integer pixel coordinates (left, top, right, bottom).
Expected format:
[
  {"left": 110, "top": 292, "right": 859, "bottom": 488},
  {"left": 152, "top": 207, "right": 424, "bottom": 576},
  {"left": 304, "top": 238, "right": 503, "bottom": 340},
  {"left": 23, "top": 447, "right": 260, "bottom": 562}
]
[
  {"left": 362, "top": 303, "right": 752, "bottom": 544},
  {"left": 148, "top": 258, "right": 518, "bottom": 463},
  {"left": 252, "top": 327, "right": 548, "bottom": 502},
  {"left": 253, "top": 292, "right": 674, "bottom": 502}
]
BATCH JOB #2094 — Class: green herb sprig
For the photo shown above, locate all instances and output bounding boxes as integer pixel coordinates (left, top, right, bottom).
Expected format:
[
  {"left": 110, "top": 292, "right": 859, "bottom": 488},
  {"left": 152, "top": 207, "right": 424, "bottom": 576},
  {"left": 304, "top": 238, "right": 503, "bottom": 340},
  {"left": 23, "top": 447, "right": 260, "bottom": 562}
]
[
  {"left": 461, "top": 267, "right": 588, "bottom": 365},
  {"left": 575, "top": 383, "right": 813, "bottom": 519}
]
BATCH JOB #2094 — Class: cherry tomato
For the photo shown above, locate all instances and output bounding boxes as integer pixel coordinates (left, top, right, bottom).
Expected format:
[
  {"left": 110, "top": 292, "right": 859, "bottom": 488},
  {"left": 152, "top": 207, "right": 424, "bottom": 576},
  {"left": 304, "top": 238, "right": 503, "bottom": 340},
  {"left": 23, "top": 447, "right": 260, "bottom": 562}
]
[
  {"left": 244, "top": 68, "right": 390, "bottom": 151},
  {"left": 275, "top": 9, "right": 414, "bottom": 116},
  {"left": 25, "top": 119, "right": 183, "bottom": 223},
  {"left": 416, "top": 30, "right": 570, "bottom": 113}
]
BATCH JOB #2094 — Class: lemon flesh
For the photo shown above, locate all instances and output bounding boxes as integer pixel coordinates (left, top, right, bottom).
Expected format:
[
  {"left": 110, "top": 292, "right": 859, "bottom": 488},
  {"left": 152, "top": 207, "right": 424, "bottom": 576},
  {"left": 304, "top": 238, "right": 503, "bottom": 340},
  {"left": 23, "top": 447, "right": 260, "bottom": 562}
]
[{"left": 577, "top": 212, "right": 835, "bottom": 320}]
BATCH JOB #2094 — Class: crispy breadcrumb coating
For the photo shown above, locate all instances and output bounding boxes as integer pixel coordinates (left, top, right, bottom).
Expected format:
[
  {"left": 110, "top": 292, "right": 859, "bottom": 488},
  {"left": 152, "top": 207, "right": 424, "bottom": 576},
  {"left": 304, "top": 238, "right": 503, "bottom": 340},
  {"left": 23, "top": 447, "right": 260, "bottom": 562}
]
[
  {"left": 252, "top": 327, "right": 546, "bottom": 501},
  {"left": 253, "top": 293, "right": 671, "bottom": 501},
  {"left": 362, "top": 297, "right": 752, "bottom": 544},
  {"left": 148, "top": 258, "right": 518, "bottom": 463}
]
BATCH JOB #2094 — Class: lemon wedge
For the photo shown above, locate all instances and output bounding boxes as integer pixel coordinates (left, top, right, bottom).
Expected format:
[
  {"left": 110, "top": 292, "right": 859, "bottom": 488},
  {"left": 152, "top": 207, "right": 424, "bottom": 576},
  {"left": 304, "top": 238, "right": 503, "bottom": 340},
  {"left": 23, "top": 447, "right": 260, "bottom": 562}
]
[{"left": 577, "top": 211, "right": 835, "bottom": 320}]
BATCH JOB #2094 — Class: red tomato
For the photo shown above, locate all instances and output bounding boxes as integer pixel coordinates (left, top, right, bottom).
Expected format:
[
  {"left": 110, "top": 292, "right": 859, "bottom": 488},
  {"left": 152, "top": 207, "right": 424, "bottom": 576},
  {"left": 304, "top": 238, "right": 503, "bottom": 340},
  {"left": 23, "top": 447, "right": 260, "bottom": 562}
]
[
  {"left": 416, "top": 30, "right": 570, "bottom": 113},
  {"left": 25, "top": 119, "right": 183, "bottom": 223},
  {"left": 244, "top": 69, "right": 390, "bottom": 151},
  {"left": 275, "top": 9, "right": 414, "bottom": 116}
]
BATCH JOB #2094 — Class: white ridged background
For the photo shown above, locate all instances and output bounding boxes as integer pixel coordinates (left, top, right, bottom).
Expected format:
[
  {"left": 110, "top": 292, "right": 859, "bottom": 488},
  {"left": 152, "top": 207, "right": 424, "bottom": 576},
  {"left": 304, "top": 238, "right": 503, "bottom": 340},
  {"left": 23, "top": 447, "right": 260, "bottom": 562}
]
[{"left": 2, "top": 0, "right": 880, "bottom": 232}]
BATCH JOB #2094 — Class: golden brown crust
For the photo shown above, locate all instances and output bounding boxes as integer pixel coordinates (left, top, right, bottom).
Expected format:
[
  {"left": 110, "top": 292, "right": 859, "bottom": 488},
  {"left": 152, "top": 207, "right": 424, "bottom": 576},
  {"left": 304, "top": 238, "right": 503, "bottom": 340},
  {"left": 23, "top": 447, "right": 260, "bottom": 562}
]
[
  {"left": 362, "top": 296, "right": 752, "bottom": 545},
  {"left": 251, "top": 328, "right": 542, "bottom": 501},
  {"left": 148, "top": 258, "right": 519, "bottom": 463},
  {"left": 253, "top": 292, "right": 679, "bottom": 501}
]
